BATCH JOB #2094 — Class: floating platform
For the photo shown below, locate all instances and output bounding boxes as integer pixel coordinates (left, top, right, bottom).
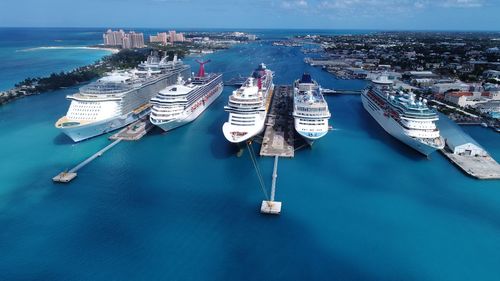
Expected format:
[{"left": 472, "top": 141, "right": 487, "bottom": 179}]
[
  {"left": 260, "top": 85, "right": 294, "bottom": 158},
  {"left": 110, "top": 116, "right": 153, "bottom": 141},
  {"left": 440, "top": 150, "right": 500, "bottom": 180},
  {"left": 260, "top": 200, "right": 282, "bottom": 215}
]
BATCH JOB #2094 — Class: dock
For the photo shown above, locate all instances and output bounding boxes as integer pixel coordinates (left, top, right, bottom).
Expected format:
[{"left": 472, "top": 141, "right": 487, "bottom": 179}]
[
  {"left": 260, "top": 85, "right": 295, "bottom": 158},
  {"left": 109, "top": 116, "right": 153, "bottom": 141},
  {"left": 437, "top": 113, "right": 500, "bottom": 180},
  {"left": 53, "top": 114, "right": 154, "bottom": 183},
  {"left": 440, "top": 150, "right": 500, "bottom": 180},
  {"left": 53, "top": 139, "right": 122, "bottom": 183},
  {"left": 261, "top": 156, "right": 282, "bottom": 215}
]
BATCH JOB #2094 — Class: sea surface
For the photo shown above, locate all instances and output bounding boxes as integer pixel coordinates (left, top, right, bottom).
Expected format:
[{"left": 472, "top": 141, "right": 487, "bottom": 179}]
[
  {"left": 0, "top": 28, "right": 113, "bottom": 91},
  {"left": 0, "top": 28, "right": 499, "bottom": 281}
]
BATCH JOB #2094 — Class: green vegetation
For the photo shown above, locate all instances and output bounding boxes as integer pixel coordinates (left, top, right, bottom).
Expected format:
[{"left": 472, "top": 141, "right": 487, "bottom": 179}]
[{"left": 2, "top": 45, "right": 189, "bottom": 106}]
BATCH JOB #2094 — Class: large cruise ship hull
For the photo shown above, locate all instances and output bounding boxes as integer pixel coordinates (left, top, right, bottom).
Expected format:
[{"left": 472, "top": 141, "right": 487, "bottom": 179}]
[
  {"left": 59, "top": 110, "right": 148, "bottom": 142},
  {"left": 222, "top": 113, "right": 266, "bottom": 144},
  {"left": 154, "top": 85, "right": 223, "bottom": 132},
  {"left": 361, "top": 92, "right": 440, "bottom": 156},
  {"left": 57, "top": 66, "right": 191, "bottom": 142},
  {"left": 294, "top": 119, "right": 329, "bottom": 145}
]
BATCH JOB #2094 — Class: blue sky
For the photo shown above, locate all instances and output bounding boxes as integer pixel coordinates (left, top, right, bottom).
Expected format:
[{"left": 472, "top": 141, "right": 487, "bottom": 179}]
[{"left": 0, "top": 0, "right": 499, "bottom": 30}]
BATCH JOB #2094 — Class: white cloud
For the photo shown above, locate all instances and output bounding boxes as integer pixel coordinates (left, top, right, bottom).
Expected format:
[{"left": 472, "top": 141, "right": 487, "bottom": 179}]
[
  {"left": 281, "top": 0, "right": 309, "bottom": 9},
  {"left": 439, "top": 0, "right": 484, "bottom": 8}
]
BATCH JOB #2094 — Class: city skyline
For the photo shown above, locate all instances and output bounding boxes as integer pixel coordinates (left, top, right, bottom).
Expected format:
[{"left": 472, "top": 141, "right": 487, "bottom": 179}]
[{"left": 1, "top": 0, "right": 500, "bottom": 31}]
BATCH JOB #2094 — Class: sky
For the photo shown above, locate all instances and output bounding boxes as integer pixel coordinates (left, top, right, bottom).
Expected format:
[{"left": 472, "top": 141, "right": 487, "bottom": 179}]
[{"left": 0, "top": 0, "right": 499, "bottom": 30}]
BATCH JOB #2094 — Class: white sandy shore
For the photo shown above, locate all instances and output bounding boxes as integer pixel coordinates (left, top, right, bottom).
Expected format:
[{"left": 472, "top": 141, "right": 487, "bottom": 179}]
[{"left": 17, "top": 46, "right": 120, "bottom": 54}]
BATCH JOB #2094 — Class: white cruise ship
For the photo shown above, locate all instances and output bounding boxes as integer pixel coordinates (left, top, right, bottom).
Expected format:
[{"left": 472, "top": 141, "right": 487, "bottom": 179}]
[
  {"left": 55, "top": 54, "right": 190, "bottom": 142},
  {"left": 222, "top": 63, "right": 274, "bottom": 143},
  {"left": 293, "top": 73, "right": 331, "bottom": 145},
  {"left": 361, "top": 75, "right": 445, "bottom": 156},
  {"left": 150, "top": 60, "right": 223, "bottom": 131}
]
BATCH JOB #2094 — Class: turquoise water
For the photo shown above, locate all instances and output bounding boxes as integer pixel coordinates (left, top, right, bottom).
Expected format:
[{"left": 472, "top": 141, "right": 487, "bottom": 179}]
[
  {"left": 0, "top": 28, "right": 112, "bottom": 91},
  {"left": 0, "top": 29, "right": 500, "bottom": 281}
]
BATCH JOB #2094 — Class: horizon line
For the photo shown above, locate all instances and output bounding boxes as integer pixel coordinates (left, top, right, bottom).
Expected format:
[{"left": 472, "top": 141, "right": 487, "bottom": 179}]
[{"left": 1, "top": 26, "right": 500, "bottom": 33}]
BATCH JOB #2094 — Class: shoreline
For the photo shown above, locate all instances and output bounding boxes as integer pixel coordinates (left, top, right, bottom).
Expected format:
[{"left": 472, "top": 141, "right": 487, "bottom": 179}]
[{"left": 17, "top": 45, "right": 120, "bottom": 54}]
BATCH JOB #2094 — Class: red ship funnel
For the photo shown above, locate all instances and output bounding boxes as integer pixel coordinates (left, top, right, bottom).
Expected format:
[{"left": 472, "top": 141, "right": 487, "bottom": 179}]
[
  {"left": 196, "top": 59, "right": 211, "bottom": 77},
  {"left": 257, "top": 77, "right": 262, "bottom": 90}
]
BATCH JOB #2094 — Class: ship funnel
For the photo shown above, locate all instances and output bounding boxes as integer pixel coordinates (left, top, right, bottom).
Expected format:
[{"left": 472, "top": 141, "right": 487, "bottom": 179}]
[
  {"left": 257, "top": 77, "right": 262, "bottom": 90},
  {"left": 196, "top": 59, "right": 211, "bottom": 77}
]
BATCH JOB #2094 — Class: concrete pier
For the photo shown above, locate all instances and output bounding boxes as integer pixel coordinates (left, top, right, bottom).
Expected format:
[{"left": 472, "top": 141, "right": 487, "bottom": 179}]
[
  {"left": 440, "top": 150, "right": 500, "bottom": 179},
  {"left": 110, "top": 116, "right": 153, "bottom": 141},
  {"left": 53, "top": 139, "right": 122, "bottom": 183},
  {"left": 260, "top": 85, "right": 295, "bottom": 158},
  {"left": 261, "top": 156, "right": 282, "bottom": 215}
]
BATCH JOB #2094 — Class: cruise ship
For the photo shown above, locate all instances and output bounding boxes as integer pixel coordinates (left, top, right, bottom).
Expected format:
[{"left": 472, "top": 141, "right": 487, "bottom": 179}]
[
  {"left": 361, "top": 75, "right": 445, "bottom": 156},
  {"left": 293, "top": 73, "right": 331, "bottom": 145},
  {"left": 55, "top": 54, "right": 191, "bottom": 142},
  {"left": 222, "top": 63, "right": 274, "bottom": 143},
  {"left": 149, "top": 60, "right": 223, "bottom": 131}
]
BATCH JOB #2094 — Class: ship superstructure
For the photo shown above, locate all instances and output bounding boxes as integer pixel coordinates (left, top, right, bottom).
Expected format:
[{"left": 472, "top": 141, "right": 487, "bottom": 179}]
[
  {"left": 55, "top": 54, "right": 190, "bottom": 142},
  {"left": 222, "top": 63, "right": 274, "bottom": 143},
  {"left": 361, "top": 75, "right": 444, "bottom": 156},
  {"left": 293, "top": 73, "right": 331, "bottom": 145},
  {"left": 150, "top": 60, "right": 223, "bottom": 131}
]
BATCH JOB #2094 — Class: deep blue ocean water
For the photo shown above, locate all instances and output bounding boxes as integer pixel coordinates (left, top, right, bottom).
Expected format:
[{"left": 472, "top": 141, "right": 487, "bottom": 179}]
[{"left": 0, "top": 28, "right": 499, "bottom": 281}]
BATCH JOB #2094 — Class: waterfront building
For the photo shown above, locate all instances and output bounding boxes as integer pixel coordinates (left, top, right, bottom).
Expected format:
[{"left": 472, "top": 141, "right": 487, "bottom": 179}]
[
  {"left": 102, "top": 29, "right": 145, "bottom": 49},
  {"left": 483, "top": 70, "right": 500, "bottom": 81},
  {"left": 444, "top": 91, "right": 496, "bottom": 108},
  {"left": 103, "top": 29, "right": 125, "bottom": 46},
  {"left": 432, "top": 82, "right": 471, "bottom": 94},
  {"left": 476, "top": 101, "right": 500, "bottom": 119},
  {"left": 440, "top": 121, "right": 488, "bottom": 156},
  {"left": 168, "top": 30, "right": 185, "bottom": 43},
  {"left": 149, "top": 32, "right": 168, "bottom": 45}
]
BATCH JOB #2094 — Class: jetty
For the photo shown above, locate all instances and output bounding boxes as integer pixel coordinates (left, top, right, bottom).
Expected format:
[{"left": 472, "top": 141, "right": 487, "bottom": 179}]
[
  {"left": 438, "top": 114, "right": 500, "bottom": 180},
  {"left": 440, "top": 150, "right": 500, "bottom": 179},
  {"left": 260, "top": 85, "right": 295, "bottom": 158},
  {"left": 53, "top": 139, "right": 122, "bottom": 183},
  {"left": 53, "top": 116, "right": 152, "bottom": 183},
  {"left": 110, "top": 115, "right": 153, "bottom": 141}
]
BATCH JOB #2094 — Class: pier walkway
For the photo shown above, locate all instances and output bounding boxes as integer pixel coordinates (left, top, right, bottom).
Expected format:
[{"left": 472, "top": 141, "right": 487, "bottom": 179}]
[
  {"left": 53, "top": 115, "right": 153, "bottom": 183},
  {"left": 53, "top": 139, "right": 122, "bottom": 183},
  {"left": 260, "top": 85, "right": 295, "bottom": 158}
]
